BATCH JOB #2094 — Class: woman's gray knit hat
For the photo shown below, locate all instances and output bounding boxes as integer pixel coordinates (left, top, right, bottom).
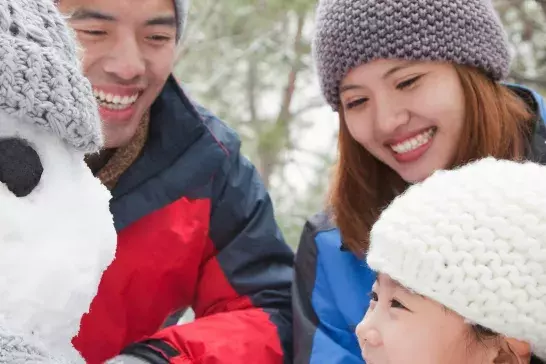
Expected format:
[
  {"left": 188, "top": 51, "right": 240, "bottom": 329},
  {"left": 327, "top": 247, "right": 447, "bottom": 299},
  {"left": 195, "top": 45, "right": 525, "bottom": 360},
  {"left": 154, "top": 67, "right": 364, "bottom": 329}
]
[
  {"left": 313, "top": 0, "right": 511, "bottom": 111},
  {"left": 0, "top": 0, "right": 102, "bottom": 152}
]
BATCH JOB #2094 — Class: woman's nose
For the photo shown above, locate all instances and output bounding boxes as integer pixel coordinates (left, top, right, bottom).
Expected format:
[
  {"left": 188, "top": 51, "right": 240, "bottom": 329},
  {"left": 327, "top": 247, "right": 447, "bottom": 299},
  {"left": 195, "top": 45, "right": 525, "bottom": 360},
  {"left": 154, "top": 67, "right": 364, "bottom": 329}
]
[
  {"left": 374, "top": 94, "right": 411, "bottom": 136},
  {"left": 376, "top": 108, "right": 411, "bottom": 136}
]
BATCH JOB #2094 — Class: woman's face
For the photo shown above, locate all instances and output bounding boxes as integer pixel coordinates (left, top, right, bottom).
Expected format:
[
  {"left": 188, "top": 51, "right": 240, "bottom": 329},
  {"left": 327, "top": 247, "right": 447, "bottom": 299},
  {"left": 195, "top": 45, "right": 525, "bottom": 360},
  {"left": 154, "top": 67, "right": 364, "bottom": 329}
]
[
  {"left": 339, "top": 59, "right": 465, "bottom": 183},
  {"left": 355, "top": 274, "right": 495, "bottom": 364}
]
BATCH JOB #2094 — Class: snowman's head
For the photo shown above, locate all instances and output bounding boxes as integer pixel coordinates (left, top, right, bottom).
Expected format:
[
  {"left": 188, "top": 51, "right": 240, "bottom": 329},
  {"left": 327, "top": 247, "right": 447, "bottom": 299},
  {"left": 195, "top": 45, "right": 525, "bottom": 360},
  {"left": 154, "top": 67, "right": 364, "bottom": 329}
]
[{"left": 0, "top": 0, "right": 117, "bottom": 360}]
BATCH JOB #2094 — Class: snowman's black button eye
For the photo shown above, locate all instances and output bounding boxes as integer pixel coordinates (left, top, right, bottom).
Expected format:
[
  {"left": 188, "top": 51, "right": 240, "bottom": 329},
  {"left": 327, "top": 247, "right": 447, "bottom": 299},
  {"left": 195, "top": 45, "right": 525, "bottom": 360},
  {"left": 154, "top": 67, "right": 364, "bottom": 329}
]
[{"left": 0, "top": 138, "right": 43, "bottom": 197}]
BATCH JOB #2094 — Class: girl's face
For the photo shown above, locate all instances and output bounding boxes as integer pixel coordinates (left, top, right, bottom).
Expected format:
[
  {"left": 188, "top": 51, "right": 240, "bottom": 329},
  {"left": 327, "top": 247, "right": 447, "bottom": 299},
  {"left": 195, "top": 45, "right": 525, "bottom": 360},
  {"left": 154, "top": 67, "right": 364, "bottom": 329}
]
[
  {"left": 339, "top": 59, "right": 465, "bottom": 183},
  {"left": 355, "top": 274, "right": 495, "bottom": 364}
]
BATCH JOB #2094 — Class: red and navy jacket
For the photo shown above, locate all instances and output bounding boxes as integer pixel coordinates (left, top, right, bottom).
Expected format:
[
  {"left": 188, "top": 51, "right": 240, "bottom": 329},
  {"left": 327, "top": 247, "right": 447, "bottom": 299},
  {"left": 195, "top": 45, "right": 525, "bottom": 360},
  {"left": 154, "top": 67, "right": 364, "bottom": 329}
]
[{"left": 72, "top": 76, "right": 294, "bottom": 364}]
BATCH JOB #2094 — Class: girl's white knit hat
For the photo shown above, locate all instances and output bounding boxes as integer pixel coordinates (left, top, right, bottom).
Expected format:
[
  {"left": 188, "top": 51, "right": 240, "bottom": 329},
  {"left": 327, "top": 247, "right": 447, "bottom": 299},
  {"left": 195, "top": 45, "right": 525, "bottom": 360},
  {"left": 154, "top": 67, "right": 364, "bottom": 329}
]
[{"left": 367, "top": 157, "right": 546, "bottom": 360}]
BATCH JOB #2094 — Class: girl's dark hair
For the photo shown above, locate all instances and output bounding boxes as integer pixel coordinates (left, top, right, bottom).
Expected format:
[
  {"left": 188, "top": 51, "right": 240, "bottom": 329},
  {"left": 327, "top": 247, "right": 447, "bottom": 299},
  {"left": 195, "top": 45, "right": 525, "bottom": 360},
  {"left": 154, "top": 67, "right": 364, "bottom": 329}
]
[
  {"left": 472, "top": 325, "right": 543, "bottom": 364},
  {"left": 471, "top": 325, "right": 497, "bottom": 342}
]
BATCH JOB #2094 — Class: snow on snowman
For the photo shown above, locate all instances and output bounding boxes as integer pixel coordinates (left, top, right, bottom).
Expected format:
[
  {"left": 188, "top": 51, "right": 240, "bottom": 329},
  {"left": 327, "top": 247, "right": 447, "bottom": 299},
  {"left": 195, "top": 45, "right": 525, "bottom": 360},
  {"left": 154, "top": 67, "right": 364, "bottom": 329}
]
[{"left": 0, "top": 0, "right": 117, "bottom": 363}]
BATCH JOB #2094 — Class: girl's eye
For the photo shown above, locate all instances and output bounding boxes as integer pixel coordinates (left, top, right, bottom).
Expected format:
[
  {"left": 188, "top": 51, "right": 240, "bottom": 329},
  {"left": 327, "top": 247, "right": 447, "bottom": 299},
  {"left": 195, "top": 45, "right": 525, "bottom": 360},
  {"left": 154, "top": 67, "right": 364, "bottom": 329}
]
[
  {"left": 390, "top": 299, "right": 408, "bottom": 310},
  {"left": 396, "top": 75, "right": 422, "bottom": 90},
  {"left": 346, "top": 98, "right": 368, "bottom": 109},
  {"left": 368, "top": 291, "right": 378, "bottom": 301}
]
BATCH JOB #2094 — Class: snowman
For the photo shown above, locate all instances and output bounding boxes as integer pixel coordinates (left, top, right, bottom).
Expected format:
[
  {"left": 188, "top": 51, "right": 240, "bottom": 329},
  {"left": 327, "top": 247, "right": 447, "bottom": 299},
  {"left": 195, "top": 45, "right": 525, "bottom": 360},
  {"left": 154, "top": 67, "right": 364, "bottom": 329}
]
[{"left": 0, "top": 0, "right": 117, "bottom": 363}]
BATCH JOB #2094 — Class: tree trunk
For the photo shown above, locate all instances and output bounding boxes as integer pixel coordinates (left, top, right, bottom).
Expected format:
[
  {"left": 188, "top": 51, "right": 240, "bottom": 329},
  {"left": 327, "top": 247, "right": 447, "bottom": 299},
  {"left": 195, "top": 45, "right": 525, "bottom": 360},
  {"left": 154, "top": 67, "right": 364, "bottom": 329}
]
[{"left": 256, "top": 13, "right": 306, "bottom": 187}]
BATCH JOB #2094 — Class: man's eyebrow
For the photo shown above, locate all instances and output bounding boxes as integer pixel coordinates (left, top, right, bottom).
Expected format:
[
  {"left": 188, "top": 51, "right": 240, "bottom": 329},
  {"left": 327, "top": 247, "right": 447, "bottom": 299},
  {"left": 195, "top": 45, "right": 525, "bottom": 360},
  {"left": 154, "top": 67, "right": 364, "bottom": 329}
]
[
  {"left": 67, "top": 9, "right": 176, "bottom": 28},
  {"left": 68, "top": 8, "right": 117, "bottom": 21},
  {"left": 145, "top": 15, "right": 177, "bottom": 27}
]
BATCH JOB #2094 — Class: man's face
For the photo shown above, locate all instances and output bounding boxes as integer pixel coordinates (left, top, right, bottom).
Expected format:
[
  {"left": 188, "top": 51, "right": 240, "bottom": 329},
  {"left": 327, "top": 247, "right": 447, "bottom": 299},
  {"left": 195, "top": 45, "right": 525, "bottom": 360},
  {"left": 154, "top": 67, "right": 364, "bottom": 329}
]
[{"left": 58, "top": 0, "right": 178, "bottom": 148}]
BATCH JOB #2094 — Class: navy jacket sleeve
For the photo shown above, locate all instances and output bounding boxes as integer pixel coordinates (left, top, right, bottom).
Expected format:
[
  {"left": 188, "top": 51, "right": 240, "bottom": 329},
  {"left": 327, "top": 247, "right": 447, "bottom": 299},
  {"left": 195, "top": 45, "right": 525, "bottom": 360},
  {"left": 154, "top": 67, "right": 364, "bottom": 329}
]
[
  {"left": 208, "top": 144, "right": 295, "bottom": 360},
  {"left": 147, "top": 122, "right": 294, "bottom": 364},
  {"left": 293, "top": 214, "right": 366, "bottom": 364}
]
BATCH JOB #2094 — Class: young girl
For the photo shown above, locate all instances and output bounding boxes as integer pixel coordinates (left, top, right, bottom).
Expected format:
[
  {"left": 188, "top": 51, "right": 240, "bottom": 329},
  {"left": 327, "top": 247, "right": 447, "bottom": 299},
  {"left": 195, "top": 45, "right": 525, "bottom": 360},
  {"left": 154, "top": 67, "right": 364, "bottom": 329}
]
[
  {"left": 293, "top": 0, "right": 546, "bottom": 362},
  {"left": 357, "top": 157, "right": 546, "bottom": 364}
]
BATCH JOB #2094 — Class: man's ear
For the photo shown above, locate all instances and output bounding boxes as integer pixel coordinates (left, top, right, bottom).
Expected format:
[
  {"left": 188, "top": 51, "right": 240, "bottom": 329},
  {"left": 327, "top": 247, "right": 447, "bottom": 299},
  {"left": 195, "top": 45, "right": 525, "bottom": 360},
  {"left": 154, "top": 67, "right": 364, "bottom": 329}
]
[{"left": 492, "top": 337, "right": 531, "bottom": 364}]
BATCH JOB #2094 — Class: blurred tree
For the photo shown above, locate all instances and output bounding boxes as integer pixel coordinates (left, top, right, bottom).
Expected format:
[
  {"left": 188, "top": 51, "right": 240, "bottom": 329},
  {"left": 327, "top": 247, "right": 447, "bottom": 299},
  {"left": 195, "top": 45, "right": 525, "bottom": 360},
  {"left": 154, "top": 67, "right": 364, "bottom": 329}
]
[
  {"left": 174, "top": 0, "right": 334, "bottom": 248},
  {"left": 496, "top": 0, "right": 546, "bottom": 94}
]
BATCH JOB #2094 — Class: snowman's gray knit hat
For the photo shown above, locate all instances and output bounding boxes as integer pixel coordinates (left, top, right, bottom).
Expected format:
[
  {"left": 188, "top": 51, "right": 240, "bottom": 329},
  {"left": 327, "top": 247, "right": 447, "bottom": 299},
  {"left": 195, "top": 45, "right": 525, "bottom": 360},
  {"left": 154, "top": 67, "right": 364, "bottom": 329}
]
[
  {"left": 313, "top": 0, "right": 511, "bottom": 111},
  {"left": 0, "top": 0, "right": 102, "bottom": 152}
]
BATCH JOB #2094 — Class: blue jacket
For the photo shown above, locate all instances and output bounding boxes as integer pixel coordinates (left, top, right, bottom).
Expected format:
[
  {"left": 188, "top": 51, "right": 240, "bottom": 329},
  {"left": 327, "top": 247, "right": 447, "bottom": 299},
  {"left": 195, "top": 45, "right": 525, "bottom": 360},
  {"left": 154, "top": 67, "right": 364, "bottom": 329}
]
[{"left": 292, "top": 84, "right": 546, "bottom": 364}]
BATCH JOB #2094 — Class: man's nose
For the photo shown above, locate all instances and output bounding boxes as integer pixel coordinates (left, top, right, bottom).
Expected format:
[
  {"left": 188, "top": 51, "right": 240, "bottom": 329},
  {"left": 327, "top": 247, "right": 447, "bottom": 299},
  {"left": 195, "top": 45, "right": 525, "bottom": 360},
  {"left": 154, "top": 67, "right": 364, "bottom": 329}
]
[{"left": 103, "top": 37, "right": 146, "bottom": 82}]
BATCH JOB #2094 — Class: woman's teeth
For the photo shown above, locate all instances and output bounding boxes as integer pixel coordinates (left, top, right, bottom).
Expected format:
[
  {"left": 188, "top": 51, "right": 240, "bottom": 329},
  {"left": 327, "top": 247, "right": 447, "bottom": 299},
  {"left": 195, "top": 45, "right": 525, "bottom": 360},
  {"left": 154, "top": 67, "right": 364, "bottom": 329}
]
[
  {"left": 93, "top": 89, "right": 139, "bottom": 110},
  {"left": 390, "top": 128, "right": 435, "bottom": 154}
]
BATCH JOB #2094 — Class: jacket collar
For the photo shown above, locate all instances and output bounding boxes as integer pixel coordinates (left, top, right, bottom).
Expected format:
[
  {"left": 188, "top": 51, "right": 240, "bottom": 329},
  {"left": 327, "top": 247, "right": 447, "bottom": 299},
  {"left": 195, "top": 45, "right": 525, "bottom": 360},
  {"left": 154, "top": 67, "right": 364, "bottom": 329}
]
[
  {"left": 111, "top": 75, "right": 206, "bottom": 199},
  {"left": 507, "top": 84, "right": 546, "bottom": 164}
]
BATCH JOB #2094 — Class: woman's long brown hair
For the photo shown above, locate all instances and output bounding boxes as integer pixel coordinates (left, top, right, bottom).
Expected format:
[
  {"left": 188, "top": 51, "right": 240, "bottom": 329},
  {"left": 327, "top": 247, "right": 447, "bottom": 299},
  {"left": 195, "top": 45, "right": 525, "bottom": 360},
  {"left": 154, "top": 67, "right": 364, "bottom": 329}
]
[{"left": 328, "top": 64, "right": 534, "bottom": 257}]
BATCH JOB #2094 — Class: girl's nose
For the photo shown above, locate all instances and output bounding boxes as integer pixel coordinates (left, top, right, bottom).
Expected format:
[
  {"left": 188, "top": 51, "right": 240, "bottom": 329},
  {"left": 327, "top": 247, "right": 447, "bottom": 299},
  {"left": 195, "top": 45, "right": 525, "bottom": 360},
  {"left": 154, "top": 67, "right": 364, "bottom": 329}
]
[
  {"left": 362, "top": 329, "right": 382, "bottom": 346},
  {"left": 355, "top": 316, "right": 382, "bottom": 348}
]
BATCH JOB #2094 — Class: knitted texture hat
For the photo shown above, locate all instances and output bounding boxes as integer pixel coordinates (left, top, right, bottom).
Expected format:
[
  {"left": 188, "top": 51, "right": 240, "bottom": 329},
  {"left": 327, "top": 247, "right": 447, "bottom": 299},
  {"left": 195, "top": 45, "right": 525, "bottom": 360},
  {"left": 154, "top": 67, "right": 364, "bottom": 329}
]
[
  {"left": 367, "top": 157, "right": 546, "bottom": 360},
  {"left": 0, "top": 0, "right": 102, "bottom": 153},
  {"left": 173, "top": 0, "right": 190, "bottom": 42},
  {"left": 313, "top": 0, "right": 511, "bottom": 111}
]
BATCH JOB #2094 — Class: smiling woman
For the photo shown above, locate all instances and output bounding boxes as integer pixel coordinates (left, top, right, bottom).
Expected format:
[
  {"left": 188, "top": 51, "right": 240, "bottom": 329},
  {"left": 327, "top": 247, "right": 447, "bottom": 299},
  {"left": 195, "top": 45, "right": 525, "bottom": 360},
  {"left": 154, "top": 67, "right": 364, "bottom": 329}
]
[{"left": 339, "top": 60, "right": 466, "bottom": 182}]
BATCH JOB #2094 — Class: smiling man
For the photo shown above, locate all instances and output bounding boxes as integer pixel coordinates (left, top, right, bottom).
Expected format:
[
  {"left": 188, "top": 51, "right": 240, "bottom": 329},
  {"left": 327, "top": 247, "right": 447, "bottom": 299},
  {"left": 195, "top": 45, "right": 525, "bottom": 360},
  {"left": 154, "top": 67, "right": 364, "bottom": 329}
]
[{"left": 54, "top": 1, "right": 294, "bottom": 363}]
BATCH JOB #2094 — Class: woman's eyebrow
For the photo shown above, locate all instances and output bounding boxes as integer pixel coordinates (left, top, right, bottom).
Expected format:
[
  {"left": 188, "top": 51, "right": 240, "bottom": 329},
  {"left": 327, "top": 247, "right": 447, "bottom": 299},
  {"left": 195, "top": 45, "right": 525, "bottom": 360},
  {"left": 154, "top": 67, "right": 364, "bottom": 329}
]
[
  {"left": 339, "top": 84, "right": 364, "bottom": 94},
  {"left": 382, "top": 60, "right": 418, "bottom": 79}
]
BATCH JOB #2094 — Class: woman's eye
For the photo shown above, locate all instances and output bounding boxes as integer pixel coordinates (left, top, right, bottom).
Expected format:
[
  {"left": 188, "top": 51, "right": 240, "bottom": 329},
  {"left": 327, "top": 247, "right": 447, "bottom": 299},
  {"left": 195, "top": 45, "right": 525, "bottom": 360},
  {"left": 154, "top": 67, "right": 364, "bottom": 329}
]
[
  {"left": 368, "top": 291, "right": 378, "bottom": 301},
  {"left": 396, "top": 75, "right": 422, "bottom": 90},
  {"left": 346, "top": 98, "right": 368, "bottom": 109},
  {"left": 390, "top": 299, "right": 408, "bottom": 310}
]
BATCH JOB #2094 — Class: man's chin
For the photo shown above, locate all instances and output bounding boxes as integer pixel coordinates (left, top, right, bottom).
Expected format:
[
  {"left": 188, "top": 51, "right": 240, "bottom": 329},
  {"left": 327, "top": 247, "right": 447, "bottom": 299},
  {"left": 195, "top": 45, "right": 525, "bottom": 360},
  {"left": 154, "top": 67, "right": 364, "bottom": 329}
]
[{"left": 101, "top": 116, "right": 147, "bottom": 149}]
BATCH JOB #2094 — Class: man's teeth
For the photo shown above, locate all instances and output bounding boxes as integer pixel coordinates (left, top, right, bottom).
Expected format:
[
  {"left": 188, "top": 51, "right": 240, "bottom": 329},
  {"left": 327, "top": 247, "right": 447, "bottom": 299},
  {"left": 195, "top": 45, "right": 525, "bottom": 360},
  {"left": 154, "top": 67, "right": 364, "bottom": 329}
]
[
  {"left": 93, "top": 89, "right": 139, "bottom": 110},
  {"left": 390, "top": 128, "right": 435, "bottom": 154}
]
